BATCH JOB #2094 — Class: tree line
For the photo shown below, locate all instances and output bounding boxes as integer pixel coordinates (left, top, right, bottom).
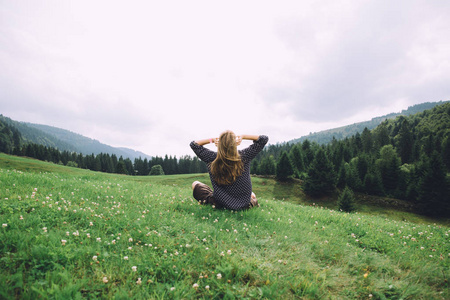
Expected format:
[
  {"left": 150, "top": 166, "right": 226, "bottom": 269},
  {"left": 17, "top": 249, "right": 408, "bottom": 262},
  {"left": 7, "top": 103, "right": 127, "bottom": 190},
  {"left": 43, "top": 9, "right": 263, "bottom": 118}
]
[
  {"left": 0, "top": 122, "right": 207, "bottom": 176},
  {"left": 1, "top": 103, "right": 448, "bottom": 216},
  {"left": 250, "top": 102, "right": 450, "bottom": 217}
]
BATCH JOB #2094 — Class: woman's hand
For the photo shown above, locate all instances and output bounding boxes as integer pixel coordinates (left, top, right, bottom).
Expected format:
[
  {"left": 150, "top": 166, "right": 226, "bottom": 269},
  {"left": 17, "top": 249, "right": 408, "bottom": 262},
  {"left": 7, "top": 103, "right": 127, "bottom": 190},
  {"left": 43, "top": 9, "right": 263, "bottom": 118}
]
[
  {"left": 214, "top": 137, "right": 219, "bottom": 147},
  {"left": 236, "top": 136, "right": 242, "bottom": 146}
]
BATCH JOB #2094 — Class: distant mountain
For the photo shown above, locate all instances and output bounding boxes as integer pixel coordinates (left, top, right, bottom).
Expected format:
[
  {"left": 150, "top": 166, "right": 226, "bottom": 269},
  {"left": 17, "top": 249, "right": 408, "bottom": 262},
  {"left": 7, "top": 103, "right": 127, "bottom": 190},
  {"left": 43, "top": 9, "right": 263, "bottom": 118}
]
[
  {"left": 0, "top": 115, "right": 151, "bottom": 160},
  {"left": 289, "top": 101, "right": 449, "bottom": 145}
]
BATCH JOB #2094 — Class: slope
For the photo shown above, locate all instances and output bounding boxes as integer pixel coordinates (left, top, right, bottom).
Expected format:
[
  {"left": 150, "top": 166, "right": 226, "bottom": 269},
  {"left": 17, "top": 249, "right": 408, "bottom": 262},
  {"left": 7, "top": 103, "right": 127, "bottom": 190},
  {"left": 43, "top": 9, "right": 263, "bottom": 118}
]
[
  {"left": 290, "top": 100, "right": 449, "bottom": 145},
  {"left": 0, "top": 154, "right": 448, "bottom": 299},
  {"left": 0, "top": 114, "right": 151, "bottom": 160}
]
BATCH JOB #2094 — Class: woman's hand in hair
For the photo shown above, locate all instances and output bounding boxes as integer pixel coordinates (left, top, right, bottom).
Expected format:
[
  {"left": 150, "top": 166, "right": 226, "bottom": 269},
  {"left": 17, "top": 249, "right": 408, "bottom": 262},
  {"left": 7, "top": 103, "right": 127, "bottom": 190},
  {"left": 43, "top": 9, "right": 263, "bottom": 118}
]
[
  {"left": 214, "top": 137, "right": 219, "bottom": 147},
  {"left": 236, "top": 136, "right": 242, "bottom": 146},
  {"left": 241, "top": 134, "right": 260, "bottom": 141}
]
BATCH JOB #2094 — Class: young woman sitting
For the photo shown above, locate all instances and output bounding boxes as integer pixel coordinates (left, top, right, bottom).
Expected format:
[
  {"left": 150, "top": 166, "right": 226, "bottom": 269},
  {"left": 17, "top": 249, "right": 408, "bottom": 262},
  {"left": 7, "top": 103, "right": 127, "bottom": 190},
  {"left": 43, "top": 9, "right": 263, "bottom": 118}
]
[{"left": 190, "top": 131, "right": 268, "bottom": 210}]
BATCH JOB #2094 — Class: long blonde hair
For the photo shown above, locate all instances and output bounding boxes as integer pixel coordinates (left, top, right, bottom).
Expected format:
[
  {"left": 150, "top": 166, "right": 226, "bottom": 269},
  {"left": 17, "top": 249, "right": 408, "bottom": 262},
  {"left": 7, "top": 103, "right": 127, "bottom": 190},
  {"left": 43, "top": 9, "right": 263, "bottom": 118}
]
[{"left": 210, "top": 131, "right": 243, "bottom": 185}]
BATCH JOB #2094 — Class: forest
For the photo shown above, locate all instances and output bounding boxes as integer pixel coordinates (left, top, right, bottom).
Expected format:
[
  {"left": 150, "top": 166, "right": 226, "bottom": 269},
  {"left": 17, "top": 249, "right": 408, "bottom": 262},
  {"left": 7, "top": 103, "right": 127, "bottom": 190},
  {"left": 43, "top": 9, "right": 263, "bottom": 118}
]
[
  {"left": 251, "top": 102, "right": 450, "bottom": 216},
  {"left": 1, "top": 102, "right": 449, "bottom": 216}
]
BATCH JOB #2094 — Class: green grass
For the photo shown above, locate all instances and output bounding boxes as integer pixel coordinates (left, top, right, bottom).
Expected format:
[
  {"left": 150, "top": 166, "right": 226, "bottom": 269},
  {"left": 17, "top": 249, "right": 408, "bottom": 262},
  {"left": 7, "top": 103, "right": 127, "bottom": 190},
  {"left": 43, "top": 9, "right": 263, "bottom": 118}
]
[{"left": 0, "top": 153, "right": 449, "bottom": 299}]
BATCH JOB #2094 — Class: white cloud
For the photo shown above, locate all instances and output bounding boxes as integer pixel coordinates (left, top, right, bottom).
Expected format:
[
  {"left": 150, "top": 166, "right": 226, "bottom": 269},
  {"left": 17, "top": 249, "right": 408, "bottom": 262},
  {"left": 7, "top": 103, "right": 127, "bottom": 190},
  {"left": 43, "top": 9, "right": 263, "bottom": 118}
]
[{"left": 1, "top": 1, "right": 449, "bottom": 157}]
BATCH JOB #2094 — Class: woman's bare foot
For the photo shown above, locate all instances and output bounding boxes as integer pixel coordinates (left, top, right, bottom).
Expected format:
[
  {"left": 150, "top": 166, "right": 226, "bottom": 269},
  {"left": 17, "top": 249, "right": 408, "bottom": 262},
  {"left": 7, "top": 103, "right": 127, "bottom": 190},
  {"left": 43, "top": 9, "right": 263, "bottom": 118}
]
[{"left": 250, "top": 192, "right": 259, "bottom": 207}]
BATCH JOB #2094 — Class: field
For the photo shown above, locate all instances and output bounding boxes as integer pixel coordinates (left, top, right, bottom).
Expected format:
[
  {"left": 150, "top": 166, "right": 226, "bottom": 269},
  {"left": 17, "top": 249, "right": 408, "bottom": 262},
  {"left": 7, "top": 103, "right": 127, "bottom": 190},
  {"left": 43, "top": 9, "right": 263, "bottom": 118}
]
[{"left": 0, "top": 154, "right": 449, "bottom": 299}]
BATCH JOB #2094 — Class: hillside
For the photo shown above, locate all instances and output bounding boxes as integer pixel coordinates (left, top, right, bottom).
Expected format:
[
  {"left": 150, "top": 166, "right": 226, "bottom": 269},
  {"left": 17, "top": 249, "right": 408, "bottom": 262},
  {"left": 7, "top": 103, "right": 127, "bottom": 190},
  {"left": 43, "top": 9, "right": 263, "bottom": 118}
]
[
  {"left": 0, "top": 154, "right": 448, "bottom": 299},
  {"left": 289, "top": 100, "right": 449, "bottom": 145},
  {"left": 0, "top": 115, "right": 78, "bottom": 152},
  {"left": 0, "top": 115, "right": 151, "bottom": 160},
  {"left": 252, "top": 101, "right": 450, "bottom": 217},
  {"left": 25, "top": 122, "right": 151, "bottom": 160}
]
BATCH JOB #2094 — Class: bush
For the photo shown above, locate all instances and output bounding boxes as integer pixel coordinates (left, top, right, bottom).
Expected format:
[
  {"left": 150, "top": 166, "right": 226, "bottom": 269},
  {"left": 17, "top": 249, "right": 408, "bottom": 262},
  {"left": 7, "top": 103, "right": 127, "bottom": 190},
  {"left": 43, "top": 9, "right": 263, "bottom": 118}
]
[
  {"left": 66, "top": 161, "right": 78, "bottom": 168},
  {"left": 149, "top": 165, "right": 165, "bottom": 175}
]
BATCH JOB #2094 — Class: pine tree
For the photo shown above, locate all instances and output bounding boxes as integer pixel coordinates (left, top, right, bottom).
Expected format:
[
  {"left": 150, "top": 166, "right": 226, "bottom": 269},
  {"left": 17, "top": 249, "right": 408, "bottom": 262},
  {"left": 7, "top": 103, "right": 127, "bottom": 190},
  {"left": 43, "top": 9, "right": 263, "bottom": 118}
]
[
  {"left": 396, "top": 119, "right": 414, "bottom": 164},
  {"left": 353, "top": 132, "right": 362, "bottom": 153},
  {"left": 361, "top": 127, "right": 373, "bottom": 153},
  {"left": 442, "top": 136, "right": 450, "bottom": 172},
  {"left": 124, "top": 158, "right": 133, "bottom": 175},
  {"left": 363, "top": 171, "right": 384, "bottom": 196},
  {"left": 276, "top": 152, "right": 293, "bottom": 181},
  {"left": 289, "top": 145, "right": 305, "bottom": 176},
  {"left": 338, "top": 186, "right": 356, "bottom": 212},
  {"left": 355, "top": 154, "right": 369, "bottom": 183},
  {"left": 376, "top": 145, "right": 400, "bottom": 194},
  {"left": 336, "top": 160, "right": 347, "bottom": 188},
  {"left": 417, "top": 152, "right": 449, "bottom": 216},
  {"left": 346, "top": 160, "right": 363, "bottom": 192},
  {"left": 304, "top": 148, "right": 336, "bottom": 196},
  {"left": 373, "top": 122, "right": 390, "bottom": 151},
  {"left": 250, "top": 160, "right": 259, "bottom": 174},
  {"left": 116, "top": 160, "right": 127, "bottom": 174},
  {"left": 259, "top": 156, "right": 276, "bottom": 175},
  {"left": 301, "top": 140, "right": 314, "bottom": 168}
]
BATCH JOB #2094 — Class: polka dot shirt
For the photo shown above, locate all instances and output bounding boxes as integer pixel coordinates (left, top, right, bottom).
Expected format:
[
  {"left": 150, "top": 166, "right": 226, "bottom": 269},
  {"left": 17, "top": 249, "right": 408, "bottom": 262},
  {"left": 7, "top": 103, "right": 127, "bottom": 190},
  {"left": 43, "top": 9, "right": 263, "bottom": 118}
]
[{"left": 190, "top": 135, "right": 269, "bottom": 210}]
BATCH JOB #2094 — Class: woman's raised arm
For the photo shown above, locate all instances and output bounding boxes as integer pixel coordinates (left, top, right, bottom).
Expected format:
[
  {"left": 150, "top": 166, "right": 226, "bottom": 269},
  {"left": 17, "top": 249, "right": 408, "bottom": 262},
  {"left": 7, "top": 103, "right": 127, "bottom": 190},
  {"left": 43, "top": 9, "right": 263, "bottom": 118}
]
[
  {"left": 239, "top": 135, "right": 260, "bottom": 141},
  {"left": 194, "top": 137, "right": 219, "bottom": 146}
]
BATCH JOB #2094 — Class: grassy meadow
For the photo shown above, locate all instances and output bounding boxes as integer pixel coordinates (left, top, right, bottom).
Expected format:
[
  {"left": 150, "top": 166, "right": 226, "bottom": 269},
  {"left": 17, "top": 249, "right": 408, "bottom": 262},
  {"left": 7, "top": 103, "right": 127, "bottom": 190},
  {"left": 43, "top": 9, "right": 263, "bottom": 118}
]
[{"left": 0, "top": 153, "right": 449, "bottom": 299}]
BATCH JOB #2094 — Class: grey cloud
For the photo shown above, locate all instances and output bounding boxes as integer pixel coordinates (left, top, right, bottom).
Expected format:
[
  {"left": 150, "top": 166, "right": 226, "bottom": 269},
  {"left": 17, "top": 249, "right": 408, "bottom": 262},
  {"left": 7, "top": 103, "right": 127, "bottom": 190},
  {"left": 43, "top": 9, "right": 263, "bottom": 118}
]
[{"left": 261, "top": 1, "right": 450, "bottom": 122}]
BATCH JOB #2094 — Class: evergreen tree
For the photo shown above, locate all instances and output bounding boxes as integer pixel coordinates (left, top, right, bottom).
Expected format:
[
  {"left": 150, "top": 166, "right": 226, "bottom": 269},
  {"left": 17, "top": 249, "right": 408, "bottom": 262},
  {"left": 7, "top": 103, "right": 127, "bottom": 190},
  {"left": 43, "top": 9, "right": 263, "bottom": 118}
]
[
  {"left": 338, "top": 186, "right": 356, "bottom": 212},
  {"left": 276, "top": 152, "right": 293, "bottom": 181},
  {"left": 373, "top": 122, "right": 390, "bottom": 150},
  {"left": 355, "top": 154, "right": 369, "bottom": 183},
  {"left": 259, "top": 156, "right": 276, "bottom": 175},
  {"left": 442, "top": 136, "right": 450, "bottom": 172},
  {"left": 396, "top": 119, "right": 414, "bottom": 164},
  {"left": 250, "top": 160, "right": 259, "bottom": 174},
  {"left": 376, "top": 145, "right": 400, "bottom": 194},
  {"left": 361, "top": 127, "right": 373, "bottom": 153},
  {"left": 116, "top": 160, "right": 127, "bottom": 174},
  {"left": 353, "top": 132, "right": 362, "bottom": 153},
  {"left": 341, "top": 139, "right": 353, "bottom": 162},
  {"left": 346, "top": 160, "right": 363, "bottom": 192},
  {"left": 289, "top": 144, "right": 305, "bottom": 176},
  {"left": 336, "top": 160, "right": 347, "bottom": 188},
  {"left": 93, "top": 155, "right": 102, "bottom": 171},
  {"left": 304, "top": 148, "right": 336, "bottom": 196},
  {"left": 417, "top": 152, "right": 449, "bottom": 216},
  {"left": 421, "top": 134, "right": 435, "bottom": 157},
  {"left": 111, "top": 154, "right": 118, "bottom": 173},
  {"left": 301, "top": 140, "right": 314, "bottom": 168},
  {"left": 363, "top": 171, "right": 384, "bottom": 196},
  {"left": 331, "top": 143, "right": 345, "bottom": 169},
  {"left": 143, "top": 158, "right": 149, "bottom": 175},
  {"left": 395, "top": 164, "right": 411, "bottom": 199},
  {"left": 124, "top": 158, "right": 134, "bottom": 175}
]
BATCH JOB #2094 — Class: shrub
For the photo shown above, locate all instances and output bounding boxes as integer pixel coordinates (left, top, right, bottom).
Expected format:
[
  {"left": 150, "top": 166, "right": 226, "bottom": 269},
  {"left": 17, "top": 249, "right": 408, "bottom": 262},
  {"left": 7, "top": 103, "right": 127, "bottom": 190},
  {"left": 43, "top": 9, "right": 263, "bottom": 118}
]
[{"left": 149, "top": 164, "right": 165, "bottom": 175}]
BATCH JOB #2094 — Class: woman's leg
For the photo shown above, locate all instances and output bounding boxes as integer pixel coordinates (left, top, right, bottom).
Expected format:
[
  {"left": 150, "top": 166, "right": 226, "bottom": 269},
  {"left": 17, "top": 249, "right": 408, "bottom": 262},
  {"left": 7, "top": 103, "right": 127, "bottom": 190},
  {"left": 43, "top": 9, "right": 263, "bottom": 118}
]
[
  {"left": 192, "top": 181, "right": 217, "bottom": 206},
  {"left": 192, "top": 181, "right": 201, "bottom": 190}
]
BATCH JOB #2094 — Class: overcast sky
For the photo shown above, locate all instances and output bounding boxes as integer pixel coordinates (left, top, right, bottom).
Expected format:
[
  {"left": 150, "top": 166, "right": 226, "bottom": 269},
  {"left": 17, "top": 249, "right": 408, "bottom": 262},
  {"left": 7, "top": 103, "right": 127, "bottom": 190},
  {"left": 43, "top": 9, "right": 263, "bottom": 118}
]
[{"left": 1, "top": 1, "right": 449, "bottom": 157}]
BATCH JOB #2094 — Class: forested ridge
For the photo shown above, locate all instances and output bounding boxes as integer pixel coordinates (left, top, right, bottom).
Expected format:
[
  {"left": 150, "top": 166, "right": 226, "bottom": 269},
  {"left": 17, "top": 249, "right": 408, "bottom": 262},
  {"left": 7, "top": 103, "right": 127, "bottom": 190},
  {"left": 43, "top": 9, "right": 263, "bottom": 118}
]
[
  {"left": 0, "top": 115, "right": 151, "bottom": 160},
  {"left": 251, "top": 102, "right": 450, "bottom": 216},
  {"left": 289, "top": 101, "right": 448, "bottom": 145},
  {"left": 0, "top": 116, "right": 207, "bottom": 176},
  {"left": 1, "top": 102, "right": 449, "bottom": 216}
]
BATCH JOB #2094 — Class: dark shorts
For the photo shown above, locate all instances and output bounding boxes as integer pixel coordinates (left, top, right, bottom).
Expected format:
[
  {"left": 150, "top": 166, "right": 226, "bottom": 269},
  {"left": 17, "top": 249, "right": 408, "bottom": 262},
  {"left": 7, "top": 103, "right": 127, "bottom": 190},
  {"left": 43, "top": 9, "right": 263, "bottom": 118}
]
[
  {"left": 193, "top": 182, "right": 259, "bottom": 209},
  {"left": 193, "top": 182, "right": 217, "bottom": 206}
]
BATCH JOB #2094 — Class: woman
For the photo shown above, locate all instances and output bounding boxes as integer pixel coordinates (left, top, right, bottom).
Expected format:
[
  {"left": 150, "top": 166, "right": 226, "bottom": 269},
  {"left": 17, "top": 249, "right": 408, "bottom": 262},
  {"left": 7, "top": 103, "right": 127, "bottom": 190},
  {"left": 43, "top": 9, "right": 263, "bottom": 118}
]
[{"left": 190, "top": 131, "right": 268, "bottom": 210}]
